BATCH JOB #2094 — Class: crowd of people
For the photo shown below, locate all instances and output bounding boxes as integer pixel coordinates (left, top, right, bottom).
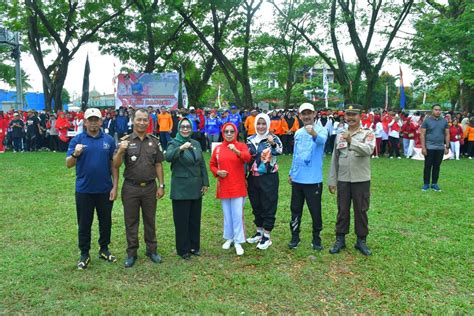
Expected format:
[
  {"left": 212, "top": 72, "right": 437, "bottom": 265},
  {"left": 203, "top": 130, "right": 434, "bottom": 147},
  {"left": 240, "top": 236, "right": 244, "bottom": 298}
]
[
  {"left": 56, "top": 102, "right": 473, "bottom": 270},
  {"left": 1, "top": 105, "right": 473, "bottom": 160}
]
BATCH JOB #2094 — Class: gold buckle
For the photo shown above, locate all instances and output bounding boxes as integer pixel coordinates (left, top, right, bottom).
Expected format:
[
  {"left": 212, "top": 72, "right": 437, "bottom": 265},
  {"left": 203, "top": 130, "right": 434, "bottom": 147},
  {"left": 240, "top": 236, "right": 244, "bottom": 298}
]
[{"left": 139, "top": 182, "right": 146, "bottom": 187}]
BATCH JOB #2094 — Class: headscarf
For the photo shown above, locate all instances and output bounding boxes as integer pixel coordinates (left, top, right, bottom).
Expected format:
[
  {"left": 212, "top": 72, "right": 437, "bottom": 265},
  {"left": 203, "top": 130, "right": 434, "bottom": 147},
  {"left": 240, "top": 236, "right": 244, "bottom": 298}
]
[
  {"left": 174, "top": 118, "right": 193, "bottom": 144},
  {"left": 221, "top": 122, "right": 238, "bottom": 146},
  {"left": 254, "top": 113, "right": 271, "bottom": 143}
]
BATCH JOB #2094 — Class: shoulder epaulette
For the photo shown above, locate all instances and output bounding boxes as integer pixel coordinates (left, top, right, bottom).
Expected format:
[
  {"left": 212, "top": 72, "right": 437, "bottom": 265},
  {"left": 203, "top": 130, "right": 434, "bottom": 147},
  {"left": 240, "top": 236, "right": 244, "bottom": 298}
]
[
  {"left": 148, "top": 133, "right": 160, "bottom": 141},
  {"left": 120, "top": 135, "right": 130, "bottom": 141}
]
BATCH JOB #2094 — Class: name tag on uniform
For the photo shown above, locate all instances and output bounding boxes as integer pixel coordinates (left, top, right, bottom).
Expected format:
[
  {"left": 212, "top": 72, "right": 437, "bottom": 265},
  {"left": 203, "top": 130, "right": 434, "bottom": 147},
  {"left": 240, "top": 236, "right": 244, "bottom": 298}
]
[
  {"left": 337, "top": 141, "right": 348, "bottom": 149},
  {"left": 336, "top": 134, "right": 348, "bottom": 149}
]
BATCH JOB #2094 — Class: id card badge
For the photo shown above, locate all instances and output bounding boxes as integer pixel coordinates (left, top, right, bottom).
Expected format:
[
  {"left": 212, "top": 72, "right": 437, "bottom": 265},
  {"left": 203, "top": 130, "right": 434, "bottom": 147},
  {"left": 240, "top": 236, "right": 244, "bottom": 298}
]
[{"left": 336, "top": 134, "right": 348, "bottom": 149}]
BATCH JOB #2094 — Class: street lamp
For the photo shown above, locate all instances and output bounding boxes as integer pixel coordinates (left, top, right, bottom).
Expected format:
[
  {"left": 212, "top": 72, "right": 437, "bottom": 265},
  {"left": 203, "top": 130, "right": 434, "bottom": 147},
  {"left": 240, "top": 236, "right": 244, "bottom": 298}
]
[{"left": 0, "top": 27, "right": 23, "bottom": 110}]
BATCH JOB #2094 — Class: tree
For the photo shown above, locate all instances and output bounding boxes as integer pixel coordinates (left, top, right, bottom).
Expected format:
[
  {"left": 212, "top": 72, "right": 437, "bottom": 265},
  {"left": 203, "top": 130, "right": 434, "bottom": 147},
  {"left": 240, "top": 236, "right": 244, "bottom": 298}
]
[
  {"left": 397, "top": 0, "right": 473, "bottom": 112},
  {"left": 174, "top": 0, "right": 263, "bottom": 109},
  {"left": 261, "top": 0, "right": 309, "bottom": 109},
  {"left": 271, "top": 0, "right": 414, "bottom": 108},
  {"left": 99, "top": 1, "right": 217, "bottom": 107},
  {"left": 0, "top": 46, "right": 31, "bottom": 91},
  {"left": 0, "top": 1, "right": 133, "bottom": 111}
]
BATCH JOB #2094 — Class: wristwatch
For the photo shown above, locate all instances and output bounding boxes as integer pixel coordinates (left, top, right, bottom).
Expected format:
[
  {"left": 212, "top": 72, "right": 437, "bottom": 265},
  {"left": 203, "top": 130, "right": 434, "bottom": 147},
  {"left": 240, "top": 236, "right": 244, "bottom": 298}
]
[
  {"left": 71, "top": 153, "right": 78, "bottom": 158},
  {"left": 159, "top": 184, "right": 165, "bottom": 189}
]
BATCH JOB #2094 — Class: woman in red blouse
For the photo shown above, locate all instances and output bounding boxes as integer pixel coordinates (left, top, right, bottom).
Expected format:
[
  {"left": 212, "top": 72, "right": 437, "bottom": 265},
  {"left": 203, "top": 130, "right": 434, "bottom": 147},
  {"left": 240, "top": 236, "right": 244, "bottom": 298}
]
[
  {"left": 449, "top": 118, "right": 463, "bottom": 160},
  {"left": 210, "top": 122, "right": 251, "bottom": 256}
]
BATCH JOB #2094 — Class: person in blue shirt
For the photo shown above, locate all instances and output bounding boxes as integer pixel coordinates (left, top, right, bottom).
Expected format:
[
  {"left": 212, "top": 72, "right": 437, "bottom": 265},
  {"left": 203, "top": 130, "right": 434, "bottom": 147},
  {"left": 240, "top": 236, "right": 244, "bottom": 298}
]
[
  {"left": 226, "top": 105, "right": 242, "bottom": 135},
  {"left": 66, "top": 108, "right": 119, "bottom": 270},
  {"left": 288, "top": 103, "right": 328, "bottom": 251},
  {"left": 204, "top": 109, "right": 221, "bottom": 152},
  {"left": 115, "top": 109, "right": 129, "bottom": 139},
  {"left": 186, "top": 107, "right": 200, "bottom": 133}
]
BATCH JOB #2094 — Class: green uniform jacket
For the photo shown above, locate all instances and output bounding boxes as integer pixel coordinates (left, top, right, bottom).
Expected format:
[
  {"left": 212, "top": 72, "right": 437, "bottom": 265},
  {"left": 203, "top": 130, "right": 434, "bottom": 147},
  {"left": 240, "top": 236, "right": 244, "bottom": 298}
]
[{"left": 165, "top": 139, "right": 210, "bottom": 200}]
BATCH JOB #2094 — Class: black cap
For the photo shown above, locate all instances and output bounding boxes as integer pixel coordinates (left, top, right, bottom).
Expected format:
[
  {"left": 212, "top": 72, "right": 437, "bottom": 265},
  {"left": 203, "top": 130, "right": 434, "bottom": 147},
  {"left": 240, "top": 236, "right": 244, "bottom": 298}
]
[{"left": 345, "top": 104, "right": 362, "bottom": 114}]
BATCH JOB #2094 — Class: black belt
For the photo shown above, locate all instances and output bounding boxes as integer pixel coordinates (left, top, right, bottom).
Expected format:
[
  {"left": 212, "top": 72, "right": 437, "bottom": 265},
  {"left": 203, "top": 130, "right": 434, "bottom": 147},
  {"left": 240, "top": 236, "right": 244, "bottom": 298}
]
[{"left": 124, "top": 179, "right": 155, "bottom": 187}]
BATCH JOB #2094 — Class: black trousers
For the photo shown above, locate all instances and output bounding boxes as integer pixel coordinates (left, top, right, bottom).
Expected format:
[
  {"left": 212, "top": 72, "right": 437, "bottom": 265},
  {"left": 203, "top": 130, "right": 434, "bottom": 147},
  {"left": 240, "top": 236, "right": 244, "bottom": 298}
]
[
  {"left": 326, "top": 134, "right": 336, "bottom": 154},
  {"left": 281, "top": 134, "right": 294, "bottom": 154},
  {"left": 467, "top": 141, "right": 474, "bottom": 158},
  {"left": 172, "top": 199, "right": 202, "bottom": 256},
  {"left": 389, "top": 136, "right": 400, "bottom": 157},
  {"left": 122, "top": 182, "right": 158, "bottom": 257},
  {"left": 423, "top": 149, "right": 444, "bottom": 185},
  {"left": 247, "top": 173, "right": 279, "bottom": 232},
  {"left": 335, "top": 181, "right": 370, "bottom": 237},
  {"left": 75, "top": 192, "right": 113, "bottom": 256},
  {"left": 381, "top": 139, "right": 389, "bottom": 156},
  {"left": 290, "top": 182, "right": 323, "bottom": 241}
]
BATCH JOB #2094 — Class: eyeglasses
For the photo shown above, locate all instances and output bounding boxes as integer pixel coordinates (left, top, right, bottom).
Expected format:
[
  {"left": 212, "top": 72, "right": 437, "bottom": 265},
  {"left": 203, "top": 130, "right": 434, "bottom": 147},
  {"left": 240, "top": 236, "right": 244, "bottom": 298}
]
[
  {"left": 224, "top": 130, "right": 235, "bottom": 134},
  {"left": 180, "top": 125, "right": 191, "bottom": 130}
]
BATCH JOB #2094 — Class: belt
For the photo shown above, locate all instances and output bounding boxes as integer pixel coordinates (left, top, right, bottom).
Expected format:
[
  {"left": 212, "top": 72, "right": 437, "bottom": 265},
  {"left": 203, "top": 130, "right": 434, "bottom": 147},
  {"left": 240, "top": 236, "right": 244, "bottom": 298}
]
[{"left": 124, "top": 179, "right": 155, "bottom": 187}]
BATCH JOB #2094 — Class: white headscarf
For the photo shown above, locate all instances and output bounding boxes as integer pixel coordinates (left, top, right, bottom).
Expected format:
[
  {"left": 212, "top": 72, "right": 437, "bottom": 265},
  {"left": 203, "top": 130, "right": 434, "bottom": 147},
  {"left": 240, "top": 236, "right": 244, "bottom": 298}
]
[{"left": 254, "top": 113, "right": 271, "bottom": 144}]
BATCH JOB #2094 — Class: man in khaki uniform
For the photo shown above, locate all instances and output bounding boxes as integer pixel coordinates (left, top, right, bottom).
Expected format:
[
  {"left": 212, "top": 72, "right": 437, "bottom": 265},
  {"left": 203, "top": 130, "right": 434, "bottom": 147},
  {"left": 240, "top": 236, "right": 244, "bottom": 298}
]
[
  {"left": 113, "top": 109, "right": 165, "bottom": 268},
  {"left": 328, "top": 105, "right": 375, "bottom": 256}
]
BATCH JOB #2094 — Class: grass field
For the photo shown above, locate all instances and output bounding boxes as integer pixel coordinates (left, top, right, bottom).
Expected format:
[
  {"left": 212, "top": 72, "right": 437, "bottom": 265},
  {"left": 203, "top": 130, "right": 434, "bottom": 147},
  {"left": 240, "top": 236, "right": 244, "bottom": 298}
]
[{"left": 0, "top": 151, "right": 472, "bottom": 313}]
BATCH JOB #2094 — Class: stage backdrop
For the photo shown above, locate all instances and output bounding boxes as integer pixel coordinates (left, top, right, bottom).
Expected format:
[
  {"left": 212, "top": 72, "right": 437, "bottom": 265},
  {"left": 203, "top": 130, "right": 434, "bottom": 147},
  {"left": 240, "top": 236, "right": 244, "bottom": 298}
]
[{"left": 116, "top": 72, "right": 180, "bottom": 109}]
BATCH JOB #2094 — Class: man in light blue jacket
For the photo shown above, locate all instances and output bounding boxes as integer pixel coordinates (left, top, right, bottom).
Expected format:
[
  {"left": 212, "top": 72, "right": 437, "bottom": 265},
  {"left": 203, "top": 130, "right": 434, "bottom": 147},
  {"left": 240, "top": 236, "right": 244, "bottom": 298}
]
[{"left": 288, "top": 103, "right": 328, "bottom": 251}]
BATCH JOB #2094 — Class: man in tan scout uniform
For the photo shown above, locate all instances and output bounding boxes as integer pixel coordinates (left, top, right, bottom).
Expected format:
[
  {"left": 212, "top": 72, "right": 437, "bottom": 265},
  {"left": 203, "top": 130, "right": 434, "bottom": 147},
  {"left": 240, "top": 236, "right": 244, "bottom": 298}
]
[
  {"left": 113, "top": 108, "right": 165, "bottom": 268},
  {"left": 328, "top": 104, "right": 375, "bottom": 256}
]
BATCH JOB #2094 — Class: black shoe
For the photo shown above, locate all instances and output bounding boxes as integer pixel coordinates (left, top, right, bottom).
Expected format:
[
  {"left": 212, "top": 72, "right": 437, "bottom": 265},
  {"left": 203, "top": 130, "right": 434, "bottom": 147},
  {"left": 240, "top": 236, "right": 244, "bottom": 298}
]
[
  {"left": 288, "top": 236, "right": 300, "bottom": 249},
  {"left": 98, "top": 249, "right": 117, "bottom": 263},
  {"left": 181, "top": 253, "right": 191, "bottom": 260},
  {"left": 311, "top": 239, "right": 324, "bottom": 251},
  {"left": 354, "top": 237, "right": 372, "bottom": 256},
  {"left": 329, "top": 235, "right": 346, "bottom": 254},
  {"left": 124, "top": 256, "right": 137, "bottom": 268},
  {"left": 77, "top": 254, "right": 90, "bottom": 270},
  {"left": 146, "top": 252, "right": 162, "bottom": 264},
  {"left": 190, "top": 249, "right": 201, "bottom": 256}
]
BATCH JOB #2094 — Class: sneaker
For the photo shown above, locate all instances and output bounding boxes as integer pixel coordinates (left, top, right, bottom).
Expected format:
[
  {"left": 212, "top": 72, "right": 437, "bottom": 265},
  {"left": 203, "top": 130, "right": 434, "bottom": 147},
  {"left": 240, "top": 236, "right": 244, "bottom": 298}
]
[
  {"left": 98, "top": 249, "right": 117, "bottom": 263},
  {"left": 77, "top": 254, "right": 91, "bottom": 270},
  {"left": 469, "top": 157, "right": 472, "bottom": 160},
  {"left": 234, "top": 243, "right": 244, "bottom": 256},
  {"left": 421, "top": 184, "right": 430, "bottom": 191},
  {"left": 431, "top": 184, "right": 441, "bottom": 192},
  {"left": 222, "top": 239, "right": 233, "bottom": 250},
  {"left": 397, "top": 156, "right": 401, "bottom": 160},
  {"left": 246, "top": 232, "right": 262, "bottom": 244},
  {"left": 288, "top": 236, "right": 300, "bottom": 249},
  {"left": 256, "top": 236, "right": 272, "bottom": 250}
]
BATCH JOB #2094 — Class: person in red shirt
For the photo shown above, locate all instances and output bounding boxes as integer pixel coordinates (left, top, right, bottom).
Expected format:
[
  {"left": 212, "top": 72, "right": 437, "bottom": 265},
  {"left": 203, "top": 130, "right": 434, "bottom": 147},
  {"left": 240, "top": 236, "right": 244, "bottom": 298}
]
[
  {"left": 449, "top": 118, "right": 463, "bottom": 160},
  {"left": 0, "top": 112, "right": 7, "bottom": 153},
  {"left": 209, "top": 122, "right": 251, "bottom": 256}
]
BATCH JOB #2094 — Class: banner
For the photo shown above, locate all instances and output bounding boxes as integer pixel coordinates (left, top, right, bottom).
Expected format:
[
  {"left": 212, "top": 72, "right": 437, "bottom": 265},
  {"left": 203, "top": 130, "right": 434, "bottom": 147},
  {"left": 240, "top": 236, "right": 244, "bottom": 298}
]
[
  {"left": 116, "top": 72, "right": 180, "bottom": 109},
  {"left": 399, "top": 66, "right": 406, "bottom": 110},
  {"left": 323, "top": 65, "right": 329, "bottom": 108},
  {"left": 180, "top": 67, "right": 188, "bottom": 109}
]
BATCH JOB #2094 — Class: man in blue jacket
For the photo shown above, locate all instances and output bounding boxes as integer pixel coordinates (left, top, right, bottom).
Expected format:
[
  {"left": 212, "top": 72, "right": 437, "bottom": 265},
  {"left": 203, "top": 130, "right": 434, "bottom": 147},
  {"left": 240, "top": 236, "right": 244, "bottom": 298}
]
[{"left": 288, "top": 103, "right": 328, "bottom": 251}]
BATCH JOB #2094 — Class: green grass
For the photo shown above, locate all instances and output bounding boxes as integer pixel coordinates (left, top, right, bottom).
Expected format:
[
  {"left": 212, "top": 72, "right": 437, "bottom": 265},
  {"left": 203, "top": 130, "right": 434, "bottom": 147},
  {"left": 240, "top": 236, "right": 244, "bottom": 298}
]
[{"left": 0, "top": 151, "right": 472, "bottom": 313}]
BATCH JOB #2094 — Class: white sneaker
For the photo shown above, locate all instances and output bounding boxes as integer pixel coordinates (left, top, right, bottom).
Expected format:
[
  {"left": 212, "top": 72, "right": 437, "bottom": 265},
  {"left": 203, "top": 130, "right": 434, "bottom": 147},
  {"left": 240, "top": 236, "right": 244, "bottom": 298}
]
[
  {"left": 256, "top": 236, "right": 272, "bottom": 250},
  {"left": 246, "top": 232, "right": 262, "bottom": 244},
  {"left": 469, "top": 157, "right": 473, "bottom": 160},
  {"left": 222, "top": 239, "right": 233, "bottom": 250},
  {"left": 234, "top": 243, "right": 244, "bottom": 256}
]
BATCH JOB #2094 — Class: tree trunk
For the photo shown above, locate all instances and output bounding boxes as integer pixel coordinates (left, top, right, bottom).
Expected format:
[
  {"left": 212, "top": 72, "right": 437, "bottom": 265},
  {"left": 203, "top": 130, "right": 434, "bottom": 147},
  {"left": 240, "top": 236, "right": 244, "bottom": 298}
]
[
  {"left": 363, "top": 72, "right": 378, "bottom": 109},
  {"left": 463, "top": 84, "right": 474, "bottom": 113},
  {"left": 42, "top": 79, "right": 53, "bottom": 112}
]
